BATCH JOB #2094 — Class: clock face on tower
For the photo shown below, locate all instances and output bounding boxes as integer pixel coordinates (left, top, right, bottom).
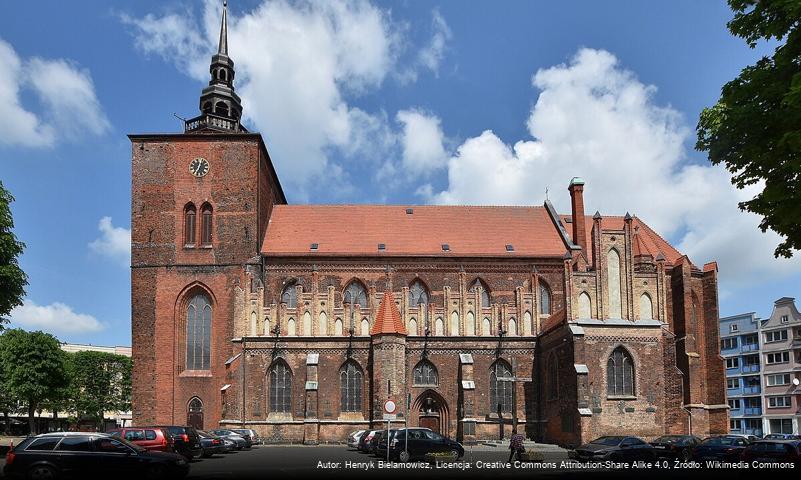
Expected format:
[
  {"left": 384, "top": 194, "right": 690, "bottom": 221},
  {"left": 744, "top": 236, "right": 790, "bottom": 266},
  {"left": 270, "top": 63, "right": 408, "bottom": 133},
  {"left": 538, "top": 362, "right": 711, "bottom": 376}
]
[{"left": 189, "top": 157, "right": 209, "bottom": 177}]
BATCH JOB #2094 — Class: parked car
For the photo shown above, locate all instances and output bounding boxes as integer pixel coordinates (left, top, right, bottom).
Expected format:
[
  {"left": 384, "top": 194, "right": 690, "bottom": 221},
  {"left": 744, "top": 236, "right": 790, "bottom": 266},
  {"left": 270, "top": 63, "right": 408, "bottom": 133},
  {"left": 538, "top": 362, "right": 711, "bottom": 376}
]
[
  {"left": 386, "top": 428, "right": 464, "bottom": 462},
  {"left": 741, "top": 440, "right": 801, "bottom": 465},
  {"left": 154, "top": 426, "right": 203, "bottom": 460},
  {"left": 358, "top": 430, "right": 379, "bottom": 452},
  {"left": 196, "top": 430, "right": 226, "bottom": 457},
  {"left": 572, "top": 436, "right": 656, "bottom": 462},
  {"left": 649, "top": 435, "right": 702, "bottom": 461},
  {"left": 375, "top": 429, "right": 398, "bottom": 458},
  {"left": 347, "top": 430, "right": 365, "bottom": 449},
  {"left": 229, "top": 429, "right": 256, "bottom": 447},
  {"left": 725, "top": 433, "right": 761, "bottom": 442},
  {"left": 108, "top": 427, "right": 175, "bottom": 453},
  {"left": 764, "top": 433, "right": 800, "bottom": 440},
  {"left": 2, "top": 432, "right": 189, "bottom": 479},
  {"left": 231, "top": 428, "right": 261, "bottom": 445},
  {"left": 368, "top": 430, "right": 385, "bottom": 455},
  {"left": 209, "top": 429, "right": 248, "bottom": 450},
  {"left": 691, "top": 436, "right": 749, "bottom": 461}
]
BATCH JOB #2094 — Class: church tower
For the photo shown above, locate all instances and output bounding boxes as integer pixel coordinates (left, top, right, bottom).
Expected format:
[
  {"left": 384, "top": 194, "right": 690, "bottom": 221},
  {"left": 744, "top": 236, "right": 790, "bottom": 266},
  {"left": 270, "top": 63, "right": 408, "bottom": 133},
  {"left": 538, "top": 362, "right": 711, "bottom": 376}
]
[{"left": 129, "top": 1, "right": 285, "bottom": 429}]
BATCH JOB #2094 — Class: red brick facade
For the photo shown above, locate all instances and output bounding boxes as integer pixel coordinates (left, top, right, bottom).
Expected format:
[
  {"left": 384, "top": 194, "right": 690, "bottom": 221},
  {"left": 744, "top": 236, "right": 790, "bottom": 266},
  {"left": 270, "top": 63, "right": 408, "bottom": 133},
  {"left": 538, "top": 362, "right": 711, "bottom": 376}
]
[{"left": 130, "top": 130, "right": 727, "bottom": 446}]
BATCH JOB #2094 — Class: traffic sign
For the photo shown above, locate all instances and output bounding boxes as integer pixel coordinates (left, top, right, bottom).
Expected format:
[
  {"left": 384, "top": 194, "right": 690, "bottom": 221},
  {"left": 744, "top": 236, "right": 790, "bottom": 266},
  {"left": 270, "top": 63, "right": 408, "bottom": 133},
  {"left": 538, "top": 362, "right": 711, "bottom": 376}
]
[
  {"left": 384, "top": 399, "right": 397, "bottom": 414},
  {"left": 383, "top": 413, "right": 397, "bottom": 421}
]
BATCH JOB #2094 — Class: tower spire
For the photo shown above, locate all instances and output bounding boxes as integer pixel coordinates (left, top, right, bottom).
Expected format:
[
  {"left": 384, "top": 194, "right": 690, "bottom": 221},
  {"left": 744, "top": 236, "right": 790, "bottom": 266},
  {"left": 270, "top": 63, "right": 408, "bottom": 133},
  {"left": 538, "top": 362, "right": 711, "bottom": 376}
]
[
  {"left": 218, "top": 1, "right": 228, "bottom": 55},
  {"left": 184, "top": 1, "right": 245, "bottom": 134}
]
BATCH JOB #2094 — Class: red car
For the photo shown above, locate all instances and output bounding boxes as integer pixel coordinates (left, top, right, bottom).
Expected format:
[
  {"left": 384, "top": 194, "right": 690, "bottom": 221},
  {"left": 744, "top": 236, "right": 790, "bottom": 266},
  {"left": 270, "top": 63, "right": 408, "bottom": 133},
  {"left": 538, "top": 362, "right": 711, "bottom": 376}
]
[{"left": 108, "top": 427, "right": 175, "bottom": 453}]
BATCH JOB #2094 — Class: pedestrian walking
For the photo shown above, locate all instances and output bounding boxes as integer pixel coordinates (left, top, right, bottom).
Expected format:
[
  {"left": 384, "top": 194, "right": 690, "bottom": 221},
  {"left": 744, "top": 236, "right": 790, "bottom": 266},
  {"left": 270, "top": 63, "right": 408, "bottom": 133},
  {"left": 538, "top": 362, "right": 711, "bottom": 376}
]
[{"left": 507, "top": 428, "right": 525, "bottom": 463}]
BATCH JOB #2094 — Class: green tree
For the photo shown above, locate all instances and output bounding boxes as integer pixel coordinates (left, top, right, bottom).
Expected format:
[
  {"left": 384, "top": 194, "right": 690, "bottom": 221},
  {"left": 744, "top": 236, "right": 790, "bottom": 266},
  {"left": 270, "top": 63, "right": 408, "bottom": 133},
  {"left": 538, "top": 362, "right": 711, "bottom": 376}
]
[
  {"left": 697, "top": 0, "right": 801, "bottom": 258},
  {"left": 0, "top": 329, "right": 68, "bottom": 434},
  {"left": 68, "top": 351, "right": 132, "bottom": 429},
  {"left": 39, "top": 350, "right": 74, "bottom": 425},
  {"left": 0, "top": 180, "right": 28, "bottom": 327}
]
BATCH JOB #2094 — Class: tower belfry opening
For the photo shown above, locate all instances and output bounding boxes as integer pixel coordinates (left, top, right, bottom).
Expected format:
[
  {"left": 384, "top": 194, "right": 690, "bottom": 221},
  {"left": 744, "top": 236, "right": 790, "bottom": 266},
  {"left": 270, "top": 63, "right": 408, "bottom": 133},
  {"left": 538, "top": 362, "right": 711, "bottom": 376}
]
[{"left": 185, "top": 1, "right": 246, "bottom": 133}]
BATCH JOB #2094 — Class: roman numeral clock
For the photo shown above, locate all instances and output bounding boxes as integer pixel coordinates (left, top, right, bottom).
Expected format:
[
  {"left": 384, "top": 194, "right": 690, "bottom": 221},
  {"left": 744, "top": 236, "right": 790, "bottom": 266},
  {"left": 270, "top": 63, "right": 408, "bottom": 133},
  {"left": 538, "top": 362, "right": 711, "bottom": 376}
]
[{"left": 189, "top": 157, "right": 209, "bottom": 177}]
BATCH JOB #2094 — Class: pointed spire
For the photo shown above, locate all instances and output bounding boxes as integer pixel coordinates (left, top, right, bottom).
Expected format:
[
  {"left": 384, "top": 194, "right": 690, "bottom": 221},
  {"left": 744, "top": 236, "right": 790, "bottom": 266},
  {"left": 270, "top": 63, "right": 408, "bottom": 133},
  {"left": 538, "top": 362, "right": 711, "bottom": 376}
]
[
  {"left": 593, "top": 211, "right": 602, "bottom": 220},
  {"left": 218, "top": 1, "right": 229, "bottom": 56},
  {"left": 370, "top": 290, "right": 407, "bottom": 336},
  {"left": 185, "top": 0, "right": 245, "bottom": 133}
]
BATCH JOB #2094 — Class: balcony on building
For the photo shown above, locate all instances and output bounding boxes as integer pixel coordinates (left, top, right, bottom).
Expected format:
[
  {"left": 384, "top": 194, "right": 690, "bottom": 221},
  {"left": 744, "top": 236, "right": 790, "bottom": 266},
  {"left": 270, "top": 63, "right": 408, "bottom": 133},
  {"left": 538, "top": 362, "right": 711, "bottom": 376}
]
[{"left": 741, "top": 335, "right": 760, "bottom": 353}]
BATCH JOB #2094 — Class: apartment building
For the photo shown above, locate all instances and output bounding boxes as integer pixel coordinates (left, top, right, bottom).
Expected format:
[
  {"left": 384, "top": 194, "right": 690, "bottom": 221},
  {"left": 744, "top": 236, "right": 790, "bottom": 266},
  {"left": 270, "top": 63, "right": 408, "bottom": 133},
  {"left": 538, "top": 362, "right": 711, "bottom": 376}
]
[
  {"left": 760, "top": 297, "right": 801, "bottom": 435},
  {"left": 720, "top": 312, "right": 764, "bottom": 436}
]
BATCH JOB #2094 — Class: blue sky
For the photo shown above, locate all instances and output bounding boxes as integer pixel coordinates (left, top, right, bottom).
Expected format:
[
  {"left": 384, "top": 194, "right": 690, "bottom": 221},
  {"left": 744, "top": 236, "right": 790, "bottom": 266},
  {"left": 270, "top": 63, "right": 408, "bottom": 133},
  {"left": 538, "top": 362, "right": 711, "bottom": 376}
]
[{"left": 1, "top": 0, "right": 798, "bottom": 346}]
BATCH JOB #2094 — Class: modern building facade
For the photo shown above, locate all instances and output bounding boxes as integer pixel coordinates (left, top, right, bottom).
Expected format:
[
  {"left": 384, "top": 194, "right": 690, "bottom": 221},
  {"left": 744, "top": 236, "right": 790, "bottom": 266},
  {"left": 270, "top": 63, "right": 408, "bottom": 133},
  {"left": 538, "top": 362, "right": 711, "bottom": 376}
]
[
  {"left": 719, "top": 313, "right": 763, "bottom": 436},
  {"left": 760, "top": 297, "right": 801, "bottom": 435},
  {"left": 130, "top": 3, "right": 727, "bottom": 445}
]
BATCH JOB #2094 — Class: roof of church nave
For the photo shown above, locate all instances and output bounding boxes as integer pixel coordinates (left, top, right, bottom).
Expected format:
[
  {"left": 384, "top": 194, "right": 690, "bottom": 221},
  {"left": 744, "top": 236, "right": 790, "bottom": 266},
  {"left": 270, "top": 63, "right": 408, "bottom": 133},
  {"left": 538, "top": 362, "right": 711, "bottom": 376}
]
[{"left": 261, "top": 204, "right": 683, "bottom": 262}]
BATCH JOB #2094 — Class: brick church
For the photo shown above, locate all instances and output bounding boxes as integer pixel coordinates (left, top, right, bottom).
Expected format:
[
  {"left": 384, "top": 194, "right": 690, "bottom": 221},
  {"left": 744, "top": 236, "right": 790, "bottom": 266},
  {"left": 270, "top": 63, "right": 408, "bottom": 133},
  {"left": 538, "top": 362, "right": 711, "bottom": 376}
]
[{"left": 130, "top": 3, "right": 727, "bottom": 445}]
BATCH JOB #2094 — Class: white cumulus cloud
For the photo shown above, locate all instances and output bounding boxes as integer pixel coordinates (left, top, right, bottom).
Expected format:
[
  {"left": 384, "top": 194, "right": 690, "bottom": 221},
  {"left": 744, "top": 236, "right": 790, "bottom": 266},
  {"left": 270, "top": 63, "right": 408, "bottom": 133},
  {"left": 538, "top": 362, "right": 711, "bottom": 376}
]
[
  {"left": 428, "top": 48, "right": 801, "bottom": 288},
  {"left": 0, "top": 37, "right": 109, "bottom": 148},
  {"left": 10, "top": 300, "right": 106, "bottom": 334},
  {"left": 121, "top": 0, "right": 451, "bottom": 199},
  {"left": 89, "top": 216, "right": 131, "bottom": 267},
  {"left": 396, "top": 109, "right": 449, "bottom": 176}
]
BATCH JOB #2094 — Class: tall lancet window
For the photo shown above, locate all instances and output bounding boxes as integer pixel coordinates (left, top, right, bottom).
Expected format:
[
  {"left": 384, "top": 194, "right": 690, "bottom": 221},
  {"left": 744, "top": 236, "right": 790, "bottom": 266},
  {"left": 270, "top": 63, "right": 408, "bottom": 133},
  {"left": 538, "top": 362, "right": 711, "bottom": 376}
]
[
  {"left": 186, "top": 293, "right": 211, "bottom": 370},
  {"left": 469, "top": 279, "right": 490, "bottom": 308},
  {"left": 201, "top": 203, "right": 213, "bottom": 246},
  {"left": 344, "top": 282, "right": 368, "bottom": 308},
  {"left": 184, "top": 203, "right": 196, "bottom": 245},
  {"left": 539, "top": 282, "right": 551, "bottom": 315},
  {"left": 607, "top": 347, "right": 635, "bottom": 397}
]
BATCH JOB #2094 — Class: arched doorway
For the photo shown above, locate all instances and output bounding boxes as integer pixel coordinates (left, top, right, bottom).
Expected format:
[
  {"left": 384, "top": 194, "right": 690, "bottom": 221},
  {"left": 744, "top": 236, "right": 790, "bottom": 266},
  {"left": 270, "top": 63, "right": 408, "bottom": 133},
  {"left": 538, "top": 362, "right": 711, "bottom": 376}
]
[
  {"left": 413, "top": 390, "right": 449, "bottom": 436},
  {"left": 187, "top": 397, "right": 203, "bottom": 430}
]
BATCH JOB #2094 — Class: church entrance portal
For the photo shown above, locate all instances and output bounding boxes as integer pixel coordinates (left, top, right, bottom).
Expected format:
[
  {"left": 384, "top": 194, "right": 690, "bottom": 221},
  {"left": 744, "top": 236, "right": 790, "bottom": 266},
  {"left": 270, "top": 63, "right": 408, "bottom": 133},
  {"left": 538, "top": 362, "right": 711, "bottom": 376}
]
[{"left": 413, "top": 390, "right": 448, "bottom": 436}]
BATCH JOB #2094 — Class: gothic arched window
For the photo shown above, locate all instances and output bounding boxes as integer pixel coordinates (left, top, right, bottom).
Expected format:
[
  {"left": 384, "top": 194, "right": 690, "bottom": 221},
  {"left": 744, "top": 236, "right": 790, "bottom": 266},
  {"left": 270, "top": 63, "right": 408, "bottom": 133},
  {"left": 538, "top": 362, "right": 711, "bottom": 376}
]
[
  {"left": 413, "top": 360, "right": 438, "bottom": 386},
  {"left": 469, "top": 279, "right": 490, "bottom": 308},
  {"left": 607, "top": 347, "right": 635, "bottom": 397},
  {"left": 409, "top": 280, "right": 429, "bottom": 308},
  {"left": 186, "top": 293, "right": 211, "bottom": 370},
  {"left": 281, "top": 282, "right": 297, "bottom": 308},
  {"left": 539, "top": 282, "right": 551, "bottom": 315},
  {"left": 339, "top": 362, "right": 363, "bottom": 412},
  {"left": 490, "top": 361, "right": 513, "bottom": 413},
  {"left": 269, "top": 361, "right": 292, "bottom": 413},
  {"left": 344, "top": 281, "right": 368, "bottom": 308},
  {"left": 200, "top": 203, "right": 213, "bottom": 245},
  {"left": 184, "top": 203, "right": 196, "bottom": 245}
]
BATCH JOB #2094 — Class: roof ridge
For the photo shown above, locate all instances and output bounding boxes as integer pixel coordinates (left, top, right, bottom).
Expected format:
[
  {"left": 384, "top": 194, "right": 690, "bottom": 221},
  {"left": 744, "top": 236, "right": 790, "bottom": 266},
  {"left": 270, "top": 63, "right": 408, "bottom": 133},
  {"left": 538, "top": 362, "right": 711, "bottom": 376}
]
[{"left": 273, "top": 204, "right": 546, "bottom": 209}]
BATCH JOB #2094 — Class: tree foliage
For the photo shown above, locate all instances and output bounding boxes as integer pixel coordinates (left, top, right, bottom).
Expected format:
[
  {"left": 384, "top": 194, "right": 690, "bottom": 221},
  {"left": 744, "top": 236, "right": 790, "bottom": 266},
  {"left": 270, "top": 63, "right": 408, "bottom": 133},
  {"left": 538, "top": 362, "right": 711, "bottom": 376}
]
[
  {"left": 697, "top": 0, "right": 801, "bottom": 258},
  {"left": 66, "top": 350, "right": 132, "bottom": 428},
  {"left": 0, "top": 329, "right": 68, "bottom": 433},
  {"left": 0, "top": 181, "right": 28, "bottom": 327}
]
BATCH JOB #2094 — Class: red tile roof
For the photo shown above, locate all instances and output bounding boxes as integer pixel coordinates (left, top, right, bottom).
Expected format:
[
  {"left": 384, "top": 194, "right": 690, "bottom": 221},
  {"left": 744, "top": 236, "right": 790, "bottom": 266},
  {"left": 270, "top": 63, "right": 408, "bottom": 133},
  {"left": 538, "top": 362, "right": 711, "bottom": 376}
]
[
  {"left": 370, "top": 290, "right": 407, "bottom": 335},
  {"left": 632, "top": 228, "right": 654, "bottom": 258},
  {"left": 262, "top": 205, "right": 567, "bottom": 257},
  {"left": 561, "top": 214, "right": 683, "bottom": 264}
]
